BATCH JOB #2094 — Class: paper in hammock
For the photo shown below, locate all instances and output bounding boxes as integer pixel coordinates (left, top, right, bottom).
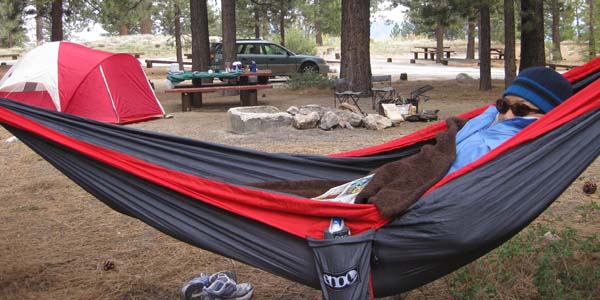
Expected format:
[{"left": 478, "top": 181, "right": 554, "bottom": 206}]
[{"left": 0, "top": 57, "right": 599, "bottom": 299}]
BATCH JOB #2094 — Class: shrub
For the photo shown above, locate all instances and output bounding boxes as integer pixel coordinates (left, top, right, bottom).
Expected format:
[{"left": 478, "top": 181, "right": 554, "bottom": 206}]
[
  {"left": 287, "top": 72, "right": 333, "bottom": 90},
  {"left": 280, "top": 28, "right": 317, "bottom": 56}
]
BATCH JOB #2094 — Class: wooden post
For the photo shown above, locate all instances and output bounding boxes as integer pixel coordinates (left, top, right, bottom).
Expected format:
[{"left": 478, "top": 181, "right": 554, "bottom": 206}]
[
  {"left": 240, "top": 90, "right": 258, "bottom": 106},
  {"left": 182, "top": 93, "right": 192, "bottom": 112}
]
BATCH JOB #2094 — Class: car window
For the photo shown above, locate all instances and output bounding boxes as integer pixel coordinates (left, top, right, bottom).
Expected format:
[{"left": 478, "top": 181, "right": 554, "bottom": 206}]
[
  {"left": 236, "top": 44, "right": 245, "bottom": 54},
  {"left": 262, "top": 44, "right": 288, "bottom": 56},
  {"left": 239, "top": 44, "right": 262, "bottom": 55}
]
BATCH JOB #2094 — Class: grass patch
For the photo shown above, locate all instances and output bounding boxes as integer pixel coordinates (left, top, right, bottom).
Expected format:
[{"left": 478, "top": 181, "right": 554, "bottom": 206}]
[
  {"left": 286, "top": 72, "right": 333, "bottom": 90},
  {"left": 577, "top": 200, "right": 600, "bottom": 222},
  {"left": 449, "top": 224, "right": 600, "bottom": 299},
  {"left": 12, "top": 204, "right": 41, "bottom": 212}
]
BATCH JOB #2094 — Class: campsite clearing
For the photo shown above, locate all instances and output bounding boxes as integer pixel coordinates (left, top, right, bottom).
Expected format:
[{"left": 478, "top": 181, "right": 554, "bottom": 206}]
[{"left": 0, "top": 65, "right": 598, "bottom": 300}]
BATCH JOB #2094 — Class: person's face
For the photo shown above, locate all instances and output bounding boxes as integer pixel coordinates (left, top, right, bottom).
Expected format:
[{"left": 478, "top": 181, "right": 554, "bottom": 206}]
[{"left": 496, "top": 95, "right": 544, "bottom": 121}]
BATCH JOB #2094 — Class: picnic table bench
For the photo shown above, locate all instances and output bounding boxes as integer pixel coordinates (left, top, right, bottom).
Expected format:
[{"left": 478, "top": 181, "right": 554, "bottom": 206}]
[
  {"left": 546, "top": 63, "right": 580, "bottom": 70},
  {"left": 145, "top": 59, "right": 192, "bottom": 68},
  {"left": 0, "top": 53, "right": 19, "bottom": 60},
  {"left": 128, "top": 52, "right": 144, "bottom": 58},
  {"left": 440, "top": 58, "right": 480, "bottom": 65},
  {"left": 165, "top": 70, "right": 273, "bottom": 111}
]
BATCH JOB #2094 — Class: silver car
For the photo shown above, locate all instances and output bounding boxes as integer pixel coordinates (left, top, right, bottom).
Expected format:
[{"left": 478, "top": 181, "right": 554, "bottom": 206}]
[{"left": 211, "top": 39, "right": 329, "bottom": 76}]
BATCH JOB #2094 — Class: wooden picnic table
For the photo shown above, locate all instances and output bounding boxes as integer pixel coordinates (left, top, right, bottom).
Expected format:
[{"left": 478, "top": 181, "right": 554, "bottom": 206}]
[
  {"left": 165, "top": 69, "right": 272, "bottom": 111},
  {"left": 476, "top": 47, "right": 504, "bottom": 60},
  {"left": 411, "top": 46, "right": 455, "bottom": 61}
]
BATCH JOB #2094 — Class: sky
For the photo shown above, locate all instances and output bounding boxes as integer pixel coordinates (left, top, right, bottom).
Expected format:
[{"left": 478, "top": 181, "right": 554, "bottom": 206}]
[
  {"left": 371, "top": 3, "right": 407, "bottom": 40},
  {"left": 23, "top": 2, "right": 406, "bottom": 43}
]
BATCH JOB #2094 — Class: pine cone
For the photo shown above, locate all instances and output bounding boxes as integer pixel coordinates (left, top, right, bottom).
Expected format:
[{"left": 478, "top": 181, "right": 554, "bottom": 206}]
[
  {"left": 583, "top": 181, "right": 597, "bottom": 194},
  {"left": 103, "top": 260, "right": 115, "bottom": 271}
]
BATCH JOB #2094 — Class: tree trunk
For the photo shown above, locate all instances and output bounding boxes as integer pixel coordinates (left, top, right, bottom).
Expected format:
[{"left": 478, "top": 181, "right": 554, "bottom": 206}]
[
  {"left": 50, "top": 0, "right": 63, "bottom": 41},
  {"left": 589, "top": 0, "right": 596, "bottom": 58},
  {"left": 254, "top": 5, "right": 260, "bottom": 38},
  {"left": 262, "top": 16, "right": 269, "bottom": 39},
  {"left": 222, "top": 0, "right": 237, "bottom": 69},
  {"left": 140, "top": 0, "right": 152, "bottom": 34},
  {"left": 174, "top": 2, "right": 184, "bottom": 71},
  {"left": 279, "top": 0, "right": 287, "bottom": 46},
  {"left": 466, "top": 14, "right": 476, "bottom": 59},
  {"left": 119, "top": 23, "right": 129, "bottom": 35},
  {"left": 550, "top": 0, "right": 563, "bottom": 61},
  {"left": 190, "top": 0, "right": 211, "bottom": 73},
  {"left": 519, "top": 0, "right": 545, "bottom": 71},
  {"left": 36, "top": 0, "right": 44, "bottom": 45},
  {"left": 315, "top": 0, "right": 323, "bottom": 46},
  {"left": 575, "top": 3, "right": 581, "bottom": 40},
  {"left": 435, "top": 20, "right": 444, "bottom": 64},
  {"left": 140, "top": 19, "right": 152, "bottom": 34},
  {"left": 504, "top": 0, "right": 517, "bottom": 88},
  {"left": 479, "top": 4, "right": 492, "bottom": 91},
  {"left": 340, "top": 0, "right": 372, "bottom": 94}
]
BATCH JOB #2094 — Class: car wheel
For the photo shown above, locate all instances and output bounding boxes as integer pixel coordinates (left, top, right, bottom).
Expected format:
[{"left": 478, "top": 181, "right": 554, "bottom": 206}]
[{"left": 300, "top": 62, "right": 319, "bottom": 73}]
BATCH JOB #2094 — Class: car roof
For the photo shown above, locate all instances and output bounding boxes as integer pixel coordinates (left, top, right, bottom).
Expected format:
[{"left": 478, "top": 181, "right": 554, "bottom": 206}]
[{"left": 215, "top": 39, "right": 274, "bottom": 44}]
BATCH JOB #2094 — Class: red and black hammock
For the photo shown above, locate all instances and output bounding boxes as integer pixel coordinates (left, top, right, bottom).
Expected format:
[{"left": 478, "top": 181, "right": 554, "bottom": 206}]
[{"left": 0, "top": 58, "right": 599, "bottom": 299}]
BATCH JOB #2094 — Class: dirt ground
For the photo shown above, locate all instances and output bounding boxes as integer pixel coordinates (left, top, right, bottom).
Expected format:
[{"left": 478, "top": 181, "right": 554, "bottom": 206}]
[{"left": 1, "top": 66, "right": 598, "bottom": 300}]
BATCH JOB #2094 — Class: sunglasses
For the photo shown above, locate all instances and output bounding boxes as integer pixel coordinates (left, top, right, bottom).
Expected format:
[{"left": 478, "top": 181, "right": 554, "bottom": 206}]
[{"left": 496, "top": 98, "right": 543, "bottom": 116}]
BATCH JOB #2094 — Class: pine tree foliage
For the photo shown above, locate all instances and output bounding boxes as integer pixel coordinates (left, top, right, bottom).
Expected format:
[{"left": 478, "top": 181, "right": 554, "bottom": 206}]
[{"left": 0, "top": 0, "right": 28, "bottom": 47}]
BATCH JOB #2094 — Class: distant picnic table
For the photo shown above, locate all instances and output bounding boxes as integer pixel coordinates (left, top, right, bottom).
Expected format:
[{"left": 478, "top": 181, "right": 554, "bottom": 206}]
[
  {"left": 410, "top": 46, "right": 455, "bottom": 62},
  {"left": 490, "top": 48, "right": 504, "bottom": 60},
  {"left": 145, "top": 59, "right": 192, "bottom": 68}
]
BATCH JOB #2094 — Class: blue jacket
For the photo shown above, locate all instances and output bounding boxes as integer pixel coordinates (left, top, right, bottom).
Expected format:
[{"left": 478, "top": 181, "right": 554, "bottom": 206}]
[{"left": 447, "top": 106, "right": 537, "bottom": 174}]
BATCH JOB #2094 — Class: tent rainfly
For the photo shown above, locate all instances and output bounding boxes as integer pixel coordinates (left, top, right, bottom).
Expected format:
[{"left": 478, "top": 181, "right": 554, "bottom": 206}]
[{"left": 0, "top": 41, "right": 164, "bottom": 124}]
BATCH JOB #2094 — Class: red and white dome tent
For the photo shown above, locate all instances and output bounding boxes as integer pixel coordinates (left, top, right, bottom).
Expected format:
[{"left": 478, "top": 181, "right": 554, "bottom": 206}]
[{"left": 0, "top": 41, "right": 164, "bottom": 124}]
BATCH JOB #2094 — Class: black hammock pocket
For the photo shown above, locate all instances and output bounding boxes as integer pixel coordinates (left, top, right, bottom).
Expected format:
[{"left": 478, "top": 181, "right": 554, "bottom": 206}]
[{"left": 308, "top": 229, "right": 375, "bottom": 300}]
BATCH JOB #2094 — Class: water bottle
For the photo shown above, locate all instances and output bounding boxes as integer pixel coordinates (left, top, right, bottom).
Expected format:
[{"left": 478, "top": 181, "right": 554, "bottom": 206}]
[
  {"left": 250, "top": 61, "right": 257, "bottom": 72},
  {"left": 324, "top": 217, "right": 351, "bottom": 239}
]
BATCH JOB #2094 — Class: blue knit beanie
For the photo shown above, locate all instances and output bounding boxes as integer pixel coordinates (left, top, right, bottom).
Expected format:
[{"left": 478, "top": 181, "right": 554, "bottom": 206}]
[{"left": 503, "top": 66, "right": 573, "bottom": 113}]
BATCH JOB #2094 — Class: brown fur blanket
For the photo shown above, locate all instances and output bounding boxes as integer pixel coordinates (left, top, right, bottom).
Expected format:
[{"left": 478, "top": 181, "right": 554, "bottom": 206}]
[
  {"left": 250, "top": 117, "right": 466, "bottom": 218},
  {"left": 354, "top": 117, "right": 466, "bottom": 216}
]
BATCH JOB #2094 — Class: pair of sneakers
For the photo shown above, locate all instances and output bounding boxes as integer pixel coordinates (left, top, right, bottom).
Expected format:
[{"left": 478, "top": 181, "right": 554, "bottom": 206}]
[{"left": 181, "top": 271, "right": 253, "bottom": 300}]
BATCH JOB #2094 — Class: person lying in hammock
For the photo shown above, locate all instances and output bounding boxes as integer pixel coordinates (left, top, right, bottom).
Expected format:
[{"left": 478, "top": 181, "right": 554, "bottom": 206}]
[
  {"left": 446, "top": 66, "right": 573, "bottom": 174},
  {"left": 252, "top": 66, "right": 573, "bottom": 217}
]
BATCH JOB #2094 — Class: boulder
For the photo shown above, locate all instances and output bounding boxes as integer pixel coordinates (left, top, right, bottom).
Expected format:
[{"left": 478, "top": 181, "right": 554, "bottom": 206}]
[
  {"left": 298, "top": 104, "right": 328, "bottom": 118},
  {"left": 293, "top": 111, "right": 320, "bottom": 129},
  {"left": 456, "top": 73, "right": 474, "bottom": 83},
  {"left": 286, "top": 106, "right": 299, "bottom": 115},
  {"left": 363, "top": 114, "right": 393, "bottom": 130},
  {"left": 227, "top": 106, "right": 293, "bottom": 134},
  {"left": 338, "top": 102, "right": 362, "bottom": 114},
  {"left": 333, "top": 109, "right": 363, "bottom": 127},
  {"left": 319, "top": 110, "right": 341, "bottom": 130}
]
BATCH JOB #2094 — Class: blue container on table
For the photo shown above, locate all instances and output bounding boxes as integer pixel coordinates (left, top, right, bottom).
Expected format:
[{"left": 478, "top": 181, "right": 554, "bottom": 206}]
[{"left": 250, "top": 61, "right": 257, "bottom": 72}]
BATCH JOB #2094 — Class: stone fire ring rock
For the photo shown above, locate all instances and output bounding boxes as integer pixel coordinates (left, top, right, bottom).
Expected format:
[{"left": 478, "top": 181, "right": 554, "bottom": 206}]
[{"left": 226, "top": 106, "right": 293, "bottom": 134}]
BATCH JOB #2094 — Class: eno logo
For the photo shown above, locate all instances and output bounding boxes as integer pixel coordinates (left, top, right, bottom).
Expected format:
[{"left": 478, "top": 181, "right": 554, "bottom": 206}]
[{"left": 322, "top": 267, "right": 360, "bottom": 290}]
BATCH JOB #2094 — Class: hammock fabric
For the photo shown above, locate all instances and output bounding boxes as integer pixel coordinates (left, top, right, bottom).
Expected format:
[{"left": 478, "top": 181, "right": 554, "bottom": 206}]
[{"left": 1, "top": 57, "right": 599, "bottom": 299}]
